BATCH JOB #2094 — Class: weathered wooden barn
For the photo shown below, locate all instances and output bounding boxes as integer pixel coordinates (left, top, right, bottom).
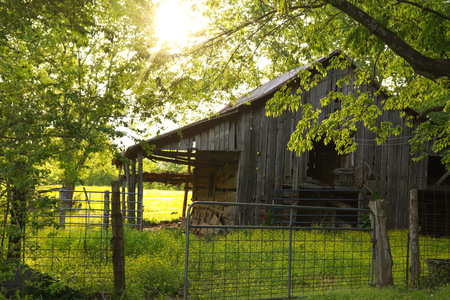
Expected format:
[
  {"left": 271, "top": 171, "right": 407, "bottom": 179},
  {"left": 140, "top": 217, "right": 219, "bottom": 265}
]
[{"left": 117, "top": 50, "right": 449, "bottom": 230}]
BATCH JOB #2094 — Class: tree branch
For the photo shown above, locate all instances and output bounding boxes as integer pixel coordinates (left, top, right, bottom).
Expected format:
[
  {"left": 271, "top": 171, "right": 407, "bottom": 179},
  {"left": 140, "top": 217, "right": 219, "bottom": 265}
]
[
  {"left": 324, "top": 0, "right": 450, "bottom": 81},
  {"left": 188, "top": 1, "right": 325, "bottom": 55},
  {"left": 396, "top": 0, "right": 450, "bottom": 21},
  {"left": 416, "top": 106, "right": 445, "bottom": 121}
]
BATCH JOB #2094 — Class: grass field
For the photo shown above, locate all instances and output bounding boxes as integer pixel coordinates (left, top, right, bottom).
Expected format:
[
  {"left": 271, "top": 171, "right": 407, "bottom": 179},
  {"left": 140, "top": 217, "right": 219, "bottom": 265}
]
[
  {"left": 39, "top": 185, "right": 191, "bottom": 225},
  {"left": 142, "top": 189, "right": 192, "bottom": 224}
]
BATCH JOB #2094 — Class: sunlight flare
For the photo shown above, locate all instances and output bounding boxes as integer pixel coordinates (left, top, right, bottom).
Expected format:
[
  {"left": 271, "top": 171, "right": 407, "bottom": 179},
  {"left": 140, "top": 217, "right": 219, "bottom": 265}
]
[{"left": 154, "top": 0, "right": 202, "bottom": 46}]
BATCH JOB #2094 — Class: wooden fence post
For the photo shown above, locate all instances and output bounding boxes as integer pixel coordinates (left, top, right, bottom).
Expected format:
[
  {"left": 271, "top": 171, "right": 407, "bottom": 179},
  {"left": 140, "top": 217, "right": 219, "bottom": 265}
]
[
  {"left": 369, "top": 198, "right": 394, "bottom": 287},
  {"left": 103, "top": 191, "right": 110, "bottom": 229},
  {"left": 121, "top": 178, "right": 126, "bottom": 218},
  {"left": 409, "top": 189, "right": 420, "bottom": 287},
  {"left": 137, "top": 153, "right": 143, "bottom": 229},
  {"left": 111, "top": 181, "right": 125, "bottom": 295},
  {"left": 127, "top": 161, "right": 136, "bottom": 224}
]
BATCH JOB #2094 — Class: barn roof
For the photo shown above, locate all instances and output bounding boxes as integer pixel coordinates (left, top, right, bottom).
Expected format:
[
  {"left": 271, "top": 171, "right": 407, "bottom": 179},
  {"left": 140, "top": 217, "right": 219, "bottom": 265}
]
[
  {"left": 121, "top": 50, "right": 346, "bottom": 161},
  {"left": 218, "top": 50, "right": 346, "bottom": 114}
]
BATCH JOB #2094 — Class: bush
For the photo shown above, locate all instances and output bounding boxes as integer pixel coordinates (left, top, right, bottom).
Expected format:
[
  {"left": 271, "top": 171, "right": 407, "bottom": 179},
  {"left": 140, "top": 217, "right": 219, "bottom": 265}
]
[{"left": 125, "top": 228, "right": 185, "bottom": 299}]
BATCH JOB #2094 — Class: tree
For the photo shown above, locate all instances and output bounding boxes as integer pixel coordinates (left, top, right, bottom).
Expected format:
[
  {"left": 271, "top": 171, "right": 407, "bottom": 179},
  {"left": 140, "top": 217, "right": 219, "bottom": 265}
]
[
  {"left": 155, "top": 0, "right": 449, "bottom": 169},
  {"left": 0, "top": 0, "right": 158, "bottom": 260}
]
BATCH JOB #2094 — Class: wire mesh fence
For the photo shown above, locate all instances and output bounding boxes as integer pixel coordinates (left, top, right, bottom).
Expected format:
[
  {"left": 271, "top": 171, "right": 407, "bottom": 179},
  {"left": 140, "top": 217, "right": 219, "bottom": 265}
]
[
  {"left": 1, "top": 187, "right": 449, "bottom": 297},
  {"left": 418, "top": 188, "right": 450, "bottom": 286},
  {"left": 22, "top": 189, "right": 140, "bottom": 294},
  {"left": 386, "top": 188, "right": 450, "bottom": 287},
  {"left": 184, "top": 202, "right": 375, "bottom": 299}
]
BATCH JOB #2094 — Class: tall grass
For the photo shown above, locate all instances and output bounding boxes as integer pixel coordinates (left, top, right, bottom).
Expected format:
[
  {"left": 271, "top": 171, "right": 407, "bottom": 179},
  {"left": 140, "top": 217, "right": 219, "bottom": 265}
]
[
  {"left": 25, "top": 224, "right": 450, "bottom": 299},
  {"left": 186, "top": 229, "right": 374, "bottom": 299}
]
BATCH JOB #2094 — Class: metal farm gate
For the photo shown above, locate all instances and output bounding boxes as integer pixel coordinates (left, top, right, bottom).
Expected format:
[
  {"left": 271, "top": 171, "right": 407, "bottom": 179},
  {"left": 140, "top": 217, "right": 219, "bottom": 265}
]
[{"left": 184, "top": 202, "right": 374, "bottom": 299}]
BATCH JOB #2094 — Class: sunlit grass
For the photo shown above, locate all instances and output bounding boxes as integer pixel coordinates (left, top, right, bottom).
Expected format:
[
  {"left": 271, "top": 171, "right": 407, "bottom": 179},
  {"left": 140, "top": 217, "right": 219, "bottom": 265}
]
[
  {"left": 143, "top": 189, "right": 192, "bottom": 224},
  {"left": 39, "top": 185, "right": 191, "bottom": 225}
]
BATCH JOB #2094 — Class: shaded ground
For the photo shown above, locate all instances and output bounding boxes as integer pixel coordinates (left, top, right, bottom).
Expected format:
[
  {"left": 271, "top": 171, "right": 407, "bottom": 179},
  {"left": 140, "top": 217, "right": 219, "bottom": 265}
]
[{"left": 143, "top": 221, "right": 181, "bottom": 231}]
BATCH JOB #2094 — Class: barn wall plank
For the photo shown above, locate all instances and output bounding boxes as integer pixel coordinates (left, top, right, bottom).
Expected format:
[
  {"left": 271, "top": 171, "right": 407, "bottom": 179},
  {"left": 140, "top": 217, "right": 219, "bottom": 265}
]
[
  {"left": 265, "top": 115, "right": 277, "bottom": 204},
  {"left": 194, "top": 133, "right": 201, "bottom": 150},
  {"left": 283, "top": 110, "right": 294, "bottom": 187},
  {"left": 209, "top": 127, "right": 215, "bottom": 151},
  {"left": 257, "top": 106, "right": 269, "bottom": 204},
  {"left": 236, "top": 113, "right": 244, "bottom": 151},
  {"left": 236, "top": 108, "right": 252, "bottom": 223},
  {"left": 219, "top": 121, "right": 225, "bottom": 150},
  {"left": 229, "top": 120, "right": 236, "bottom": 150},
  {"left": 223, "top": 120, "right": 230, "bottom": 151},
  {"left": 249, "top": 106, "right": 261, "bottom": 223},
  {"left": 274, "top": 110, "right": 286, "bottom": 190},
  {"left": 200, "top": 130, "right": 208, "bottom": 150}
]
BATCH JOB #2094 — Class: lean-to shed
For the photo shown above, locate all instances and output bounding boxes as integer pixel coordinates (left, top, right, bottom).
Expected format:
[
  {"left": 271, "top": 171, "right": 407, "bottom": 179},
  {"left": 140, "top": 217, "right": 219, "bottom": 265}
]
[{"left": 118, "top": 50, "right": 449, "bottom": 230}]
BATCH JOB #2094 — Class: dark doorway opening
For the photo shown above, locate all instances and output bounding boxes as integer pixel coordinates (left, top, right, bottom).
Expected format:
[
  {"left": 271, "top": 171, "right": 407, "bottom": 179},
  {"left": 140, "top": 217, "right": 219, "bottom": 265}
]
[
  {"left": 307, "top": 142, "right": 341, "bottom": 185},
  {"left": 428, "top": 156, "right": 450, "bottom": 186}
]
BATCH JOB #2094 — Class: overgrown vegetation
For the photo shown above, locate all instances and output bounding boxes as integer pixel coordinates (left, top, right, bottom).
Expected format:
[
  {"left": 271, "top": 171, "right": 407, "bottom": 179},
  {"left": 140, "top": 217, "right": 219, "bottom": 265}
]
[
  {"left": 17, "top": 225, "right": 450, "bottom": 299},
  {"left": 1, "top": 187, "right": 448, "bottom": 299}
]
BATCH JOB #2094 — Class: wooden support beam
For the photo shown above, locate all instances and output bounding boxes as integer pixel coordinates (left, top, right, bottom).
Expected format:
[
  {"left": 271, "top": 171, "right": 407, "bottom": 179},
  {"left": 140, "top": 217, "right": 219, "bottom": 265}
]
[
  {"left": 137, "top": 153, "right": 144, "bottom": 229},
  {"left": 127, "top": 160, "right": 136, "bottom": 224}
]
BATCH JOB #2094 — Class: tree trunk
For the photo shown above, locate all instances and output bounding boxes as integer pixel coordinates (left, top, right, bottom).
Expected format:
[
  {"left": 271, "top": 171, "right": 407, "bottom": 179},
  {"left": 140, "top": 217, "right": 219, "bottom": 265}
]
[
  {"left": 368, "top": 198, "right": 394, "bottom": 287},
  {"left": 409, "top": 189, "right": 420, "bottom": 287},
  {"left": 62, "top": 182, "right": 75, "bottom": 208},
  {"left": 7, "top": 187, "right": 26, "bottom": 262}
]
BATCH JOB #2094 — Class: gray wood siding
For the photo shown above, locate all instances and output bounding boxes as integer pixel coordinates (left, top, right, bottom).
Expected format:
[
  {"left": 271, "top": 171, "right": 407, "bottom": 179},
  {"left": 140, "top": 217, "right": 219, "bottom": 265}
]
[{"left": 148, "top": 65, "right": 430, "bottom": 228}]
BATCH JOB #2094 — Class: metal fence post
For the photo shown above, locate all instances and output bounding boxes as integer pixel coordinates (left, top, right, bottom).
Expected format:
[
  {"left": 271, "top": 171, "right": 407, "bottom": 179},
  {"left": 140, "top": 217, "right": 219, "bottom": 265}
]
[
  {"left": 288, "top": 208, "right": 294, "bottom": 298},
  {"left": 184, "top": 203, "right": 193, "bottom": 300}
]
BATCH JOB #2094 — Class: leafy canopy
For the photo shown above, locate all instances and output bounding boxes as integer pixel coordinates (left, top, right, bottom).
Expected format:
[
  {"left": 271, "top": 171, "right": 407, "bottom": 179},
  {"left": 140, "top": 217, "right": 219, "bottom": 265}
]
[{"left": 155, "top": 0, "right": 449, "bottom": 169}]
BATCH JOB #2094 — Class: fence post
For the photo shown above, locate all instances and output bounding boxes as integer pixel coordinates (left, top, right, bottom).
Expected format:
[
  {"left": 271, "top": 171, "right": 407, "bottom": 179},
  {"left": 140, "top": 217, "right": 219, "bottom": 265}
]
[
  {"left": 111, "top": 181, "right": 125, "bottom": 295},
  {"left": 121, "top": 179, "right": 126, "bottom": 218},
  {"left": 103, "top": 191, "right": 110, "bottom": 229},
  {"left": 59, "top": 190, "right": 66, "bottom": 229},
  {"left": 409, "top": 189, "right": 420, "bottom": 287},
  {"left": 368, "top": 198, "right": 394, "bottom": 287},
  {"left": 127, "top": 161, "right": 136, "bottom": 224},
  {"left": 137, "top": 153, "right": 143, "bottom": 229}
]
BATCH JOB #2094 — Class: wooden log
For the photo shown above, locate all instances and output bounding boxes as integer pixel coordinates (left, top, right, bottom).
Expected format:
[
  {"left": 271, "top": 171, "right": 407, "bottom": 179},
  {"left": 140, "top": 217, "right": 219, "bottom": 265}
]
[
  {"left": 409, "top": 189, "right": 420, "bottom": 287},
  {"left": 111, "top": 181, "right": 125, "bottom": 295},
  {"left": 369, "top": 198, "right": 394, "bottom": 287}
]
